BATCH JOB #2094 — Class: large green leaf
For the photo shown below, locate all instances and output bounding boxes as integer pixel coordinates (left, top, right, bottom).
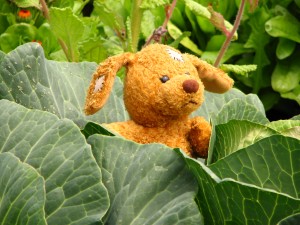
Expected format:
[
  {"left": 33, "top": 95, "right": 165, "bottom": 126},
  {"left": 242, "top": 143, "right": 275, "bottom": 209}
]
[
  {"left": 179, "top": 152, "right": 300, "bottom": 225},
  {"left": 88, "top": 135, "right": 203, "bottom": 225},
  {"left": 271, "top": 59, "right": 300, "bottom": 93},
  {"left": 92, "top": 0, "right": 126, "bottom": 32},
  {"left": 0, "top": 152, "right": 46, "bottom": 225},
  {"left": 0, "top": 50, "right": 5, "bottom": 62},
  {"left": 209, "top": 120, "right": 278, "bottom": 163},
  {"left": 194, "top": 89, "right": 268, "bottom": 163},
  {"left": 280, "top": 127, "right": 300, "bottom": 140},
  {"left": 212, "top": 98, "right": 269, "bottom": 125},
  {"left": 292, "top": 115, "right": 300, "bottom": 120},
  {"left": 0, "top": 99, "right": 109, "bottom": 225},
  {"left": 278, "top": 213, "right": 300, "bottom": 225},
  {"left": 193, "top": 87, "right": 267, "bottom": 126},
  {"left": 210, "top": 135, "right": 300, "bottom": 198},
  {"left": 265, "top": 9, "right": 300, "bottom": 43},
  {"left": 267, "top": 120, "right": 300, "bottom": 133},
  {"left": 78, "top": 37, "right": 108, "bottom": 62},
  {"left": 266, "top": 120, "right": 300, "bottom": 139},
  {"left": 197, "top": 88, "right": 240, "bottom": 120},
  {"left": 0, "top": 43, "right": 129, "bottom": 128},
  {"left": 49, "top": 7, "right": 85, "bottom": 62}
]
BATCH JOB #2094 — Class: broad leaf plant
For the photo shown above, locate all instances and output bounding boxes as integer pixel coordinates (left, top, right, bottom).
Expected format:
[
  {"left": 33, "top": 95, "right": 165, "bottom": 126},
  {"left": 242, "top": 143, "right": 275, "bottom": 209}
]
[{"left": 0, "top": 0, "right": 299, "bottom": 224}]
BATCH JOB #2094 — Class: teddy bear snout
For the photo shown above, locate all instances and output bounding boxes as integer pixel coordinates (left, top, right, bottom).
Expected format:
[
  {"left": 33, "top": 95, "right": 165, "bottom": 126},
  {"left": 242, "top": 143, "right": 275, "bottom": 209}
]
[{"left": 182, "top": 79, "right": 199, "bottom": 93}]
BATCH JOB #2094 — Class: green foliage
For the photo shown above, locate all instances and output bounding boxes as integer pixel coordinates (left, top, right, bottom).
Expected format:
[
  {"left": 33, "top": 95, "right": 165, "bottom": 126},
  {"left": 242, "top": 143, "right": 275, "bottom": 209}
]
[
  {"left": 0, "top": 43, "right": 128, "bottom": 128},
  {"left": 184, "top": 134, "right": 300, "bottom": 224},
  {"left": 210, "top": 120, "right": 278, "bottom": 162},
  {"left": 1, "top": 0, "right": 300, "bottom": 114},
  {"left": 220, "top": 64, "right": 257, "bottom": 76},
  {"left": 0, "top": 97, "right": 109, "bottom": 224},
  {"left": 0, "top": 0, "right": 126, "bottom": 62},
  {"left": 0, "top": 43, "right": 299, "bottom": 224},
  {"left": 49, "top": 7, "right": 85, "bottom": 61},
  {"left": 1, "top": 0, "right": 300, "bottom": 222},
  {"left": 88, "top": 135, "right": 202, "bottom": 224},
  {"left": 168, "top": 21, "right": 202, "bottom": 55},
  {"left": 183, "top": 0, "right": 237, "bottom": 39},
  {"left": 173, "top": 0, "right": 300, "bottom": 112},
  {"left": 0, "top": 23, "right": 37, "bottom": 52},
  {"left": 0, "top": 152, "right": 46, "bottom": 225},
  {"left": 13, "top": 0, "right": 39, "bottom": 8},
  {"left": 265, "top": 5, "right": 300, "bottom": 43},
  {"left": 271, "top": 58, "right": 300, "bottom": 94}
]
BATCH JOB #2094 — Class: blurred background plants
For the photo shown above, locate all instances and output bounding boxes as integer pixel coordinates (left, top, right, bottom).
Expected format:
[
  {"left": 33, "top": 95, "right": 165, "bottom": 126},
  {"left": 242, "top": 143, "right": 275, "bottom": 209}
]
[{"left": 0, "top": 0, "right": 299, "bottom": 119}]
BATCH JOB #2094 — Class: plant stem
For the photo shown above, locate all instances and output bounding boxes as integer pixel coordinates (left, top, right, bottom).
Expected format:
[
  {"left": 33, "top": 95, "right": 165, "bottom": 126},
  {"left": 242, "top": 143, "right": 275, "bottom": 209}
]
[
  {"left": 162, "top": 0, "right": 177, "bottom": 29},
  {"left": 39, "top": 0, "right": 49, "bottom": 20},
  {"left": 39, "top": 0, "right": 71, "bottom": 61},
  {"left": 214, "top": 0, "right": 246, "bottom": 68},
  {"left": 130, "top": 0, "right": 143, "bottom": 52},
  {"left": 144, "top": 0, "right": 177, "bottom": 47}
]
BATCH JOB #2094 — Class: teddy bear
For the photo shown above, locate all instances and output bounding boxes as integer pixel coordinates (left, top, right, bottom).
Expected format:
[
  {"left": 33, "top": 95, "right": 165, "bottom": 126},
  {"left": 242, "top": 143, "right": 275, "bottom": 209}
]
[{"left": 84, "top": 44, "right": 233, "bottom": 158}]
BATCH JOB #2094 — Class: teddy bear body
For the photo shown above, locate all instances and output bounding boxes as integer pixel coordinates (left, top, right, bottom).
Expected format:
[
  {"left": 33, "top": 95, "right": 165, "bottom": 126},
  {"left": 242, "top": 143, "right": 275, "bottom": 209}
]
[
  {"left": 104, "top": 116, "right": 211, "bottom": 157},
  {"left": 85, "top": 44, "right": 233, "bottom": 158}
]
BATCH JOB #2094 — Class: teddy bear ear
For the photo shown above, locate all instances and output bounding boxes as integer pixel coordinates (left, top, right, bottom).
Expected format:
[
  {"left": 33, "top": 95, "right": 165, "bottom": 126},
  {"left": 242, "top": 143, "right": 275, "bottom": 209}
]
[
  {"left": 84, "top": 52, "right": 134, "bottom": 115},
  {"left": 185, "top": 54, "right": 234, "bottom": 93}
]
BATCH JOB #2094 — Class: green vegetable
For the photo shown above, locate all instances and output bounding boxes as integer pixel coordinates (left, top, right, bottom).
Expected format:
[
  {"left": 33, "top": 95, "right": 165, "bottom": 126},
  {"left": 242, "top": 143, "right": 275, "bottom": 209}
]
[
  {"left": 0, "top": 18, "right": 300, "bottom": 224},
  {"left": 271, "top": 60, "right": 300, "bottom": 93},
  {"left": 88, "top": 135, "right": 203, "bottom": 224},
  {"left": 0, "top": 43, "right": 128, "bottom": 128},
  {"left": 49, "top": 7, "right": 85, "bottom": 61},
  {"left": 265, "top": 7, "right": 300, "bottom": 43},
  {"left": 0, "top": 152, "right": 46, "bottom": 225},
  {"left": 0, "top": 99, "right": 109, "bottom": 225},
  {"left": 276, "top": 38, "right": 296, "bottom": 60}
]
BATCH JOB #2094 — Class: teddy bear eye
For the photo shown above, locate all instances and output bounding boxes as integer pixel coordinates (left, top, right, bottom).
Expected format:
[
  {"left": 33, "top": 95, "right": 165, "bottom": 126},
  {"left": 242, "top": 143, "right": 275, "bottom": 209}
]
[{"left": 160, "top": 75, "right": 170, "bottom": 83}]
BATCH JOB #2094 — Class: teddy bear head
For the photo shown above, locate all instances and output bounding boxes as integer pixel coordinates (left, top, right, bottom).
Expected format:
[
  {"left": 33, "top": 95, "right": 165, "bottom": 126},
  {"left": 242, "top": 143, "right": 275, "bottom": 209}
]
[
  {"left": 123, "top": 44, "right": 204, "bottom": 127},
  {"left": 85, "top": 44, "right": 233, "bottom": 127}
]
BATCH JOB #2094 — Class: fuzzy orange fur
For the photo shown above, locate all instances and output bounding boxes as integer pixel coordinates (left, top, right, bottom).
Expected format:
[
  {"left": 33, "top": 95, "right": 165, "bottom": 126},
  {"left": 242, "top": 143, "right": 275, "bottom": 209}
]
[{"left": 85, "top": 44, "right": 233, "bottom": 158}]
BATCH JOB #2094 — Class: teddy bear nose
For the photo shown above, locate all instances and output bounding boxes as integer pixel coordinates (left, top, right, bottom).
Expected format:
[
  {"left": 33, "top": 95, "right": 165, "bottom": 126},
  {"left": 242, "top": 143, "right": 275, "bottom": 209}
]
[{"left": 182, "top": 79, "right": 199, "bottom": 93}]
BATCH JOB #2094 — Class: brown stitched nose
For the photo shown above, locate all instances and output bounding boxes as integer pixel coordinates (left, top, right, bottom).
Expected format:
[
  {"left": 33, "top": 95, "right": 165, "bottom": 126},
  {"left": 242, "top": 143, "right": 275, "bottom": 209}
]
[{"left": 182, "top": 79, "right": 199, "bottom": 93}]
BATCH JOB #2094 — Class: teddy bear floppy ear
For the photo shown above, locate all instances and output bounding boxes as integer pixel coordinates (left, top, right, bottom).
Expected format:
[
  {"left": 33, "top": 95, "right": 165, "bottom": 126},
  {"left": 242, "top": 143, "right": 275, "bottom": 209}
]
[
  {"left": 84, "top": 52, "right": 133, "bottom": 115},
  {"left": 185, "top": 54, "right": 234, "bottom": 93}
]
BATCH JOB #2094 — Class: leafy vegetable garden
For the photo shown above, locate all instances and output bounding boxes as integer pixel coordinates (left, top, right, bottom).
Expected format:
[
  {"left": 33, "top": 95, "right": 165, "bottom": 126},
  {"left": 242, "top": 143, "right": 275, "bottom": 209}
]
[{"left": 0, "top": 0, "right": 300, "bottom": 224}]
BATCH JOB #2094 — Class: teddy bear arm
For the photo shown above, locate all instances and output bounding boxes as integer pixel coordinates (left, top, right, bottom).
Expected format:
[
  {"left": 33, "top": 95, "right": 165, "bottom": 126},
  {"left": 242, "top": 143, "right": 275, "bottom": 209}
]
[{"left": 188, "top": 117, "right": 212, "bottom": 158}]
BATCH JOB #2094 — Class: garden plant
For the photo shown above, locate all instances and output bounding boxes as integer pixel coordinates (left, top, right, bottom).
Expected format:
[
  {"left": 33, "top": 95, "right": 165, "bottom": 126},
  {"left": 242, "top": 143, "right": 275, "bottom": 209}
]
[{"left": 0, "top": 0, "right": 299, "bottom": 224}]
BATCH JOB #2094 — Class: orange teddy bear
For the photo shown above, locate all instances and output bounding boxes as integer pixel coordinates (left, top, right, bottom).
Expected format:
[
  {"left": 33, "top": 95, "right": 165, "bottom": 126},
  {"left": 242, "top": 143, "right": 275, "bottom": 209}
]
[{"left": 85, "top": 44, "right": 233, "bottom": 158}]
